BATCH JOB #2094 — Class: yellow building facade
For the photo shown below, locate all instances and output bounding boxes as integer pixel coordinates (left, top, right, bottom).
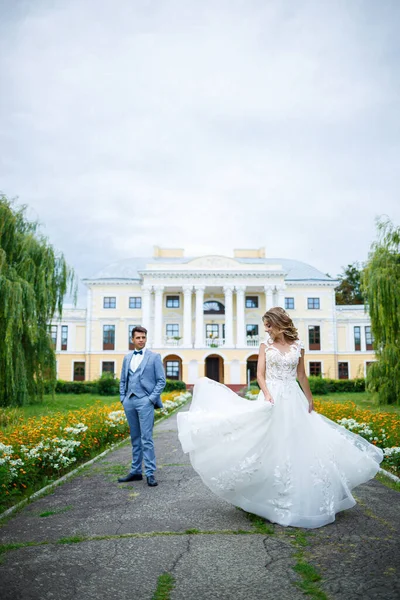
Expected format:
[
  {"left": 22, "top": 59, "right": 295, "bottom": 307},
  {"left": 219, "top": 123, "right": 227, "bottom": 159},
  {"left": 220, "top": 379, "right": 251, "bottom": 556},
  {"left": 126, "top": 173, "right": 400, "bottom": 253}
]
[{"left": 52, "top": 247, "right": 375, "bottom": 387}]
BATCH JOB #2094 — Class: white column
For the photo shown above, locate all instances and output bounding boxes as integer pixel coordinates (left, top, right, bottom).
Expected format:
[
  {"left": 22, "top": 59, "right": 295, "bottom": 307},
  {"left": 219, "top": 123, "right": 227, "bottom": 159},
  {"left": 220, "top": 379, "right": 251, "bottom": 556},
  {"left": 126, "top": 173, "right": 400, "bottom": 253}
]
[
  {"left": 153, "top": 285, "right": 164, "bottom": 348},
  {"left": 235, "top": 285, "right": 246, "bottom": 347},
  {"left": 194, "top": 285, "right": 205, "bottom": 348},
  {"left": 183, "top": 285, "right": 193, "bottom": 347},
  {"left": 85, "top": 287, "right": 93, "bottom": 380},
  {"left": 141, "top": 285, "right": 152, "bottom": 339},
  {"left": 224, "top": 285, "right": 234, "bottom": 347},
  {"left": 264, "top": 285, "right": 274, "bottom": 311},
  {"left": 276, "top": 284, "right": 286, "bottom": 308}
]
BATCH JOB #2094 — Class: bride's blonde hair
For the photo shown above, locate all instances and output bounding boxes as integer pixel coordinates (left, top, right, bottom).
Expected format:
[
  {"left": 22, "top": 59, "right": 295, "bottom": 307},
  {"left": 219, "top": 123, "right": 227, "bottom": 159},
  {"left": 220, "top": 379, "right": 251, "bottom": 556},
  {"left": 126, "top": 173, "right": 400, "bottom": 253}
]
[{"left": 262, "top": 307, "right": 299, "bottom": 341}]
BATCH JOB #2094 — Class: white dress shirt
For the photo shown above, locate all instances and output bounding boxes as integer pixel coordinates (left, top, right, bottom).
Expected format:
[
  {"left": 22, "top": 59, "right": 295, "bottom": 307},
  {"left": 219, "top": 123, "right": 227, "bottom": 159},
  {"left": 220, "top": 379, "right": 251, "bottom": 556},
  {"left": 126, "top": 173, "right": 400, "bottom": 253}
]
[{"left": 130, "top": 347, "right": 146, "bottom": 373}]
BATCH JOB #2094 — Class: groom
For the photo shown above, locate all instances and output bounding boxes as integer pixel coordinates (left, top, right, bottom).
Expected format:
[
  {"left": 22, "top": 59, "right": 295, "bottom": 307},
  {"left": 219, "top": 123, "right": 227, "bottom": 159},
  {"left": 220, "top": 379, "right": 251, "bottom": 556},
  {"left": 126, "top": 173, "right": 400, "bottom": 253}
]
[{"left": 118, "top": 326, "right": 166, "bottom": 487}]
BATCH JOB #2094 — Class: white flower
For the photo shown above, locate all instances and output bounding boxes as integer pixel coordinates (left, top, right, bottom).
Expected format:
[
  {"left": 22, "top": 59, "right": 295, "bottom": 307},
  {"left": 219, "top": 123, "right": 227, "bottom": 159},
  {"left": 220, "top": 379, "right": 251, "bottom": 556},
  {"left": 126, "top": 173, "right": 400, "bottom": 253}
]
[{"left": 64, "top": 423, "right": 88, "bottom": 435}]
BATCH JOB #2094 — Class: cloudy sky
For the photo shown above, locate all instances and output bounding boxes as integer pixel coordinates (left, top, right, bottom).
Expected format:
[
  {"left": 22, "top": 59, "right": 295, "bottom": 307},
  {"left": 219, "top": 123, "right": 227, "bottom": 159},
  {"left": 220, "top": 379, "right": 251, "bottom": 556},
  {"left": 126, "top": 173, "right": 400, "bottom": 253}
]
[{"left": 1, "top": 0, "right": 399, "bottom": 286}]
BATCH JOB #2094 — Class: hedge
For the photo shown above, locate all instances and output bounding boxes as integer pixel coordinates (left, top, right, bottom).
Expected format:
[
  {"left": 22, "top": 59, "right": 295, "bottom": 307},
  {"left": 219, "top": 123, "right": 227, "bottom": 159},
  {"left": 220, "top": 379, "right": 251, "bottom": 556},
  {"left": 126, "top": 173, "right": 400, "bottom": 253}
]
[
  {"left": 248, "top": 377, "right": 366, "bottom": 395},
  {"left": 308, "top": 377, "right": 366, "bottom": 395},
  {"left": 44, "top": 376, "right": 186, "bottom": 396}
]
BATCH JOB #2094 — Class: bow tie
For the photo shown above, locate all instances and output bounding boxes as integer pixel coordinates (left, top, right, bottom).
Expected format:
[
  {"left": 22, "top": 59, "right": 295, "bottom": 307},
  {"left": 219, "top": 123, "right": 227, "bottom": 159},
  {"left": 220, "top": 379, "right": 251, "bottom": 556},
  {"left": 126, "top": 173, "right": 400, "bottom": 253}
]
[{"left": 133, "top": 350, "right": 143, "bottom": 355}]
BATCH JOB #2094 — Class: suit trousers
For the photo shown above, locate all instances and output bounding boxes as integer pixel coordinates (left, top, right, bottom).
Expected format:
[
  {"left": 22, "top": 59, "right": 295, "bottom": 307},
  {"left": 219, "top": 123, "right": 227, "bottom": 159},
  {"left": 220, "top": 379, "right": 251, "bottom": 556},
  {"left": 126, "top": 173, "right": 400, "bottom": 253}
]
[{"left": 123, "top": 394, "right": 156, "bottom": 476}]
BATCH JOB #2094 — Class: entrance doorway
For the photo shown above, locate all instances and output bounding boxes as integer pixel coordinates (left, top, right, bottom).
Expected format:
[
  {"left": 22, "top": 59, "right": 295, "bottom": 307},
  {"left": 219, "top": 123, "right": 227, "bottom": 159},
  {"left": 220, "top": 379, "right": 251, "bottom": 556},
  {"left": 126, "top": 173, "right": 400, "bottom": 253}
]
[
  {"left": 205, "top": 355, "right": 224, "bottom": 383},
  {"left": 246, "top": 355, "right": 258, "bottom": 384}
]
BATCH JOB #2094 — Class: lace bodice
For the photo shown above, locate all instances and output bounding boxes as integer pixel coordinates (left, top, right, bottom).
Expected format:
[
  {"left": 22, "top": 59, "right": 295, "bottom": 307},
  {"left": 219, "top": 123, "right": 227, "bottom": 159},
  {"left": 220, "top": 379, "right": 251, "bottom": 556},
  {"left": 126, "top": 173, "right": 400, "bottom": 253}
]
[{"left": 263, "top": 337, "right": 304, "bottom": 382}]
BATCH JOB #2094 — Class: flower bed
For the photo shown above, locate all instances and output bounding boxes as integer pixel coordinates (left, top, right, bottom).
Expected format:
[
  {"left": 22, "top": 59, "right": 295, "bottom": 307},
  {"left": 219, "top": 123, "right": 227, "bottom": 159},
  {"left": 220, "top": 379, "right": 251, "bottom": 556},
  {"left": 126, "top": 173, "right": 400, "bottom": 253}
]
[
  {"left": 313, "top": 400, "right": 400, "bottom": 476},
  {"left": 0, "top": 391, "right": 191, "bottom": 510}
]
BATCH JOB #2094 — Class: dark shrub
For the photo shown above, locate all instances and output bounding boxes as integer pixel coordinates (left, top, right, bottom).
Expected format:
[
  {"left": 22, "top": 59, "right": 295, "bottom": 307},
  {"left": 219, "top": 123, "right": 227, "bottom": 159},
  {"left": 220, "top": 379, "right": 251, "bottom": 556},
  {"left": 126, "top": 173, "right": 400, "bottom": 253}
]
[
  {"left": 307, "top": 376, "right": 329, "bottom": 395},
  {"left": 97, "top": 373, "right": 120, "bottom": 396},
  {"left": 51, "top": 380, "right": 98, "bottom": 394},
  {"left": 307, "top": 377, "right": 366, "bottom": 395},
  {"left": 164, "top": 380, "right": 186, "bottom": 393}
]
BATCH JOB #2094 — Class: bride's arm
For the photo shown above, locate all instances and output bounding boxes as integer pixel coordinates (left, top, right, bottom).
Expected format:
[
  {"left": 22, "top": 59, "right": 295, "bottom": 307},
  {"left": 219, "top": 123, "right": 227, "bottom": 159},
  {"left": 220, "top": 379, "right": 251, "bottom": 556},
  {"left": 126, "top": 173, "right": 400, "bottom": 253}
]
[
  {"left": 257, "top": 343, "right": 274, "bottom": 404},
  {"left": 297, "top": 349, "right": 314, "bottom": 413}
]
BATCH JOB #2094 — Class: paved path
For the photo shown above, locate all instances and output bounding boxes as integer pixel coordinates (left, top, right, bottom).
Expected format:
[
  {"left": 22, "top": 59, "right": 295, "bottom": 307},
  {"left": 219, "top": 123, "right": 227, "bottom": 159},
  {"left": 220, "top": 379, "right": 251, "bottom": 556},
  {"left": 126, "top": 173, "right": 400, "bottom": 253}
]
[{"left": 1, "top": 405, "right": 399, "bottom": 600}]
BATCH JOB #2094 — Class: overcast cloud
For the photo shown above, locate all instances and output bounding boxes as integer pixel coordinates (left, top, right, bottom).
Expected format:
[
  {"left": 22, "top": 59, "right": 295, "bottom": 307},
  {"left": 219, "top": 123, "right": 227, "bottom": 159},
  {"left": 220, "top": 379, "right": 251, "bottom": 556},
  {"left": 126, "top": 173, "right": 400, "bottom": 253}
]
[{"left": 1, "top": 0, "right": 399, "bottom": 286}]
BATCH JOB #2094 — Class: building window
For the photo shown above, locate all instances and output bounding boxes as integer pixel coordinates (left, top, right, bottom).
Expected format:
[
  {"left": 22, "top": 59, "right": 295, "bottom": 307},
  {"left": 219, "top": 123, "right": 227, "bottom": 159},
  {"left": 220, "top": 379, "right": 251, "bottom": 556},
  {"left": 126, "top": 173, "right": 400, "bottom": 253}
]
[
  {"left": 61, "top": 325, "right": 68, "bottom": 351},
  {"left": 309, "top": 362, "right": 322, "bottom": 376},
  {"left": 103, "top": 325, "right": 115, "bottom": 350},
  {"left": 102, "top": 361, "right": 115, "bottom": 375},
  {"left": 246, "top": 324, "right": 259, "bottom": 337},
  {"left": 366, "top": 361, "right": 375, "bottom": 373},
  {"left": 308, "top": 326, "right": 321, "bottom": 350},
  {"left": 245, "top": 296, "right": 259, "bottom": 308},
  {"left": 166, "top": 324, "right": 180, "bottom": 338},
  {"left": 354, "top": 326, "right": 361, "bottom": 351},
  {"left": 129, "top": 297, "right": 142, "bottom": 309},
  {"left": 166, "top": 361, "right": 180, "bottom": 380},
  {"left": 166, "top": 295, "right": 180, "bottom": 308},
  {"left": 338, "top": 362, "right": 349, "bottom": 380},
  {"left": 50, "top": 325, "right": 57, "bottom": 349},
  {"left": 204, "top": 301, "right": 225, "bottom": 314},
  {"left": 285, "top": 297, "right": 295, "bottom": 310},
  {"left": 206, "top": 324, "right": 219, "bottom": 339},
  {"left": 307, "top": 298, "right": 320, "bottom": 310},
  {"left": 365, "top": 326, "right": 374, "bottom": 351},
  {"left": 73, "top": 362, "right": 85, "bottom": 381},
  {"left": 104, "top": 297, "right": 116, "bottom": 309}
]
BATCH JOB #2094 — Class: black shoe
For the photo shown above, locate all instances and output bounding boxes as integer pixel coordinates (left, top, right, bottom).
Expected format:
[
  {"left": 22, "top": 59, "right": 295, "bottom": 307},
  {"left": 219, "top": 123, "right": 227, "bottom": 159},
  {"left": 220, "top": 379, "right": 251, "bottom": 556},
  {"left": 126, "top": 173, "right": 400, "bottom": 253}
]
[
  {"left": 118, "top": 473, "right": 143, "bottom": 483},
  {"left": 147, "top": 475, "right": 158, "bottom": 487}
]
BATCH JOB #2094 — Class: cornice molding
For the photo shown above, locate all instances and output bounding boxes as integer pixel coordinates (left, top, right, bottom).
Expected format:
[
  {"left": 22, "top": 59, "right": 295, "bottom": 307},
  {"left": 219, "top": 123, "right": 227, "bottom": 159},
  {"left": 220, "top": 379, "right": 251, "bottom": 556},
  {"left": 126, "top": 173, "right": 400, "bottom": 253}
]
[
  {"left": 286, "top": 281, "right": 337, "bottom": 288},
  {"left": 139, "top": 270, "right": 285, "bottom": 279}
]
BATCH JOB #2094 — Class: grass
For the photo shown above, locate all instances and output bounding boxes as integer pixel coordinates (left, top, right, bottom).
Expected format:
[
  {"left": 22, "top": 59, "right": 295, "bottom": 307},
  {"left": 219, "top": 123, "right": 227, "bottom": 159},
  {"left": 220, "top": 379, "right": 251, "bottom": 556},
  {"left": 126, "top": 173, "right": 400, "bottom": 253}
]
[
  {"left": 39, "top": 505, "right": 73, "bottom": 518},
  {"left": 6, "top": 393, "right": 119, "bottom": 420},
  {"left": 152, "top": 573, "right": 176, "bottom": 600},
  {"left": 3, "top": 391, "right": 399, "bottom": 424},
  {"left": 375, "top": 472, "right": 400, "bottom": 492},
  {"left": 58, "top": 535, "right": 86, "bottom": 544},
  {"left": 293, "top": 562, "right": 327, "bottom": 599},
  {"left": 285, "top": 530, "right": 328, "bottom": 600},
  {"left": 243, "top": 511, "right": 275, "bottom": 535},
  {"left": 315, "top": 391, "right": 400, "bottom": 415}
]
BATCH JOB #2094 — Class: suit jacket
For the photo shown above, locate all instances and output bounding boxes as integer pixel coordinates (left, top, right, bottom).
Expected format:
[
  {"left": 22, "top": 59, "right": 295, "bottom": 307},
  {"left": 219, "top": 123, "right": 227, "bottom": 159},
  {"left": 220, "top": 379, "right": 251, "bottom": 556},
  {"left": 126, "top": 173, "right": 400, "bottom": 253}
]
[{"left": 119, "top": 349, "right": 166, "bottom": 408}]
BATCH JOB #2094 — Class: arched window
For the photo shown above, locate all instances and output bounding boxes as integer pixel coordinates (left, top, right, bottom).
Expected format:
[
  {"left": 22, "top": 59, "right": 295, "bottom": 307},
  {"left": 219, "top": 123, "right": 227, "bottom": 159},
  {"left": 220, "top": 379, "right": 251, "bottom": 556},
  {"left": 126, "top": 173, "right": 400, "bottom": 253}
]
[{"left": 203, "top": 300, "right": 225, "bottom": 314}]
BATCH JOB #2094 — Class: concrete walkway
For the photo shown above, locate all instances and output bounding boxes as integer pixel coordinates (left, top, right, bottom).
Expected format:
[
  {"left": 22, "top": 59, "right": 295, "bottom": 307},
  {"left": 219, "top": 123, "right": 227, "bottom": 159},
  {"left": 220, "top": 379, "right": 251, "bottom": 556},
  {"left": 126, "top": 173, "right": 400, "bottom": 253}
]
[{"left": 0, "top": 405, "right": 399, "bottom": 600}]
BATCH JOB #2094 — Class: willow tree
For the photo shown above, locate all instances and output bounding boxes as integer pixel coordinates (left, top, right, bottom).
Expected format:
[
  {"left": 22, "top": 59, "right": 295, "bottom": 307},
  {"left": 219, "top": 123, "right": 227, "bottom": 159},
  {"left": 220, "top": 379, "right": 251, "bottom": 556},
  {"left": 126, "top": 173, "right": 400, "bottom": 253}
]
[
  {"left": 0, "top": 195, "right": 75, "bottom": 406},
  {"left": 362, "top": 218, "right": 400, "bottom": 405}
]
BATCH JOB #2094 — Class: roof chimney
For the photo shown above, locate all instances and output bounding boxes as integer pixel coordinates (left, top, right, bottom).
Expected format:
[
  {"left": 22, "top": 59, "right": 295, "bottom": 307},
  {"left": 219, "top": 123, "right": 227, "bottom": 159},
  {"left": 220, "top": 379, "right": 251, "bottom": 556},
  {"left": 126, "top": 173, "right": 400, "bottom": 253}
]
[
  {"left": 153, "top": 246, "right": 184, "bottom": 258},
  {"left": 234, "top": 247, "right": 265, "bottom": 258}
]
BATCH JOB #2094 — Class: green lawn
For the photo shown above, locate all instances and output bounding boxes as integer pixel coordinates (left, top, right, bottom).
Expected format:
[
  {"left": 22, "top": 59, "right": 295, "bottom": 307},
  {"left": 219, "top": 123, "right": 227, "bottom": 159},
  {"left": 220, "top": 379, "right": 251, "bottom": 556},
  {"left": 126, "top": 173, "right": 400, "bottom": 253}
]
[
  {"left": 6, "top": 391, "right": 400, "bottom": 421},
  {"left": 315, "top": 392, "right": 400, "bottom": 414},
  {"left": 4, "top": 393, "right": 120, "bottom": 420}
]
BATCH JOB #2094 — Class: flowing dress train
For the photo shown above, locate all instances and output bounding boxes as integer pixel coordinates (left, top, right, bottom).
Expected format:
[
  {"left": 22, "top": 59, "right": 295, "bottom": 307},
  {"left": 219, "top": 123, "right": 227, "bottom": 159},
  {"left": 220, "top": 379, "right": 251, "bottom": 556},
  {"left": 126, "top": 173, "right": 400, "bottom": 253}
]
[{"left": 177, "top": 339, "right": 383, "bottom": 528}]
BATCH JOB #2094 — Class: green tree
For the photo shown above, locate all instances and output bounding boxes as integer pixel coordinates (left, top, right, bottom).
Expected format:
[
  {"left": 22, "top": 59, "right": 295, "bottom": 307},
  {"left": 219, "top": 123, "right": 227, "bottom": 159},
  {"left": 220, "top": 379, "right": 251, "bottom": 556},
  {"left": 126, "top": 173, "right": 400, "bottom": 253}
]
[
  {"left": 0, "top": 196, "right": 75, "bottom": 406},
  {"left": 335, "top": 262, "right": 364, "bottom": 305},
  {"left": 362, "top": 218, "right": 400, "bottom": 404}
]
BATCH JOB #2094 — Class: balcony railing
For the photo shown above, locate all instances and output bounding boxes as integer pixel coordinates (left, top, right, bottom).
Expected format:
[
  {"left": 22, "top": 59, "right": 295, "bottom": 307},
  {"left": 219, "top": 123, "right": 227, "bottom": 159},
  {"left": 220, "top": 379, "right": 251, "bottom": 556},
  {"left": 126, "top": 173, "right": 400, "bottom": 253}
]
[
  {"left": 160, "top": 335, "right": 260, "bottom": 348},
  {"left": 205, "top": 337, "right": 225, "bottom": 348},
  {"left": 164, "top": 337, "right": 183, "bottom": 347}
]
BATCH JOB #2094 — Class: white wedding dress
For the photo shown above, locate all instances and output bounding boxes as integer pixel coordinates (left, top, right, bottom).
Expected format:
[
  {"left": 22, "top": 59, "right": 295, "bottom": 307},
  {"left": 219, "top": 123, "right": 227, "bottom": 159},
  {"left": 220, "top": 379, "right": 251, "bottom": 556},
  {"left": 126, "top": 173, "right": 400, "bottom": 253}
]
[{"left": 177, "top": 339, "right": 383, "bottom": 529}]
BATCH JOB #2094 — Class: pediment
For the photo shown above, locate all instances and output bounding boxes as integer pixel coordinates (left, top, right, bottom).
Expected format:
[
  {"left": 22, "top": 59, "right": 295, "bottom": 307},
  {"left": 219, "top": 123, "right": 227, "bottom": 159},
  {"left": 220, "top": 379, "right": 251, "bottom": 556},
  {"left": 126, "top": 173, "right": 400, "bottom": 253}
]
[{"left": 188, "top": 255, "right": 241, "bottom": 270}]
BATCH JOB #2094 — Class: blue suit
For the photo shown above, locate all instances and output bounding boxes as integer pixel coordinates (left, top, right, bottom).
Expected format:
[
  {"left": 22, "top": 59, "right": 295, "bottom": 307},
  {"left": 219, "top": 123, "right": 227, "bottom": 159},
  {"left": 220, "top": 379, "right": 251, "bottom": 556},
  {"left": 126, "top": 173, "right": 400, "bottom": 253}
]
[{"left": 120, "top": 350, "right": 166, "bottom": 476}]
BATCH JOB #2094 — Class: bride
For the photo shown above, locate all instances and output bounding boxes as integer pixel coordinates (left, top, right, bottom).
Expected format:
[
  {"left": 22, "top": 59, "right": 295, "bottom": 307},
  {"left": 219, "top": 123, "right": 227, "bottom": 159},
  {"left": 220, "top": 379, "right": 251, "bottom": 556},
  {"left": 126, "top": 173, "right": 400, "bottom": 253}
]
[{"left": 177, "top": 307, "right": 383, "bottom": 529}]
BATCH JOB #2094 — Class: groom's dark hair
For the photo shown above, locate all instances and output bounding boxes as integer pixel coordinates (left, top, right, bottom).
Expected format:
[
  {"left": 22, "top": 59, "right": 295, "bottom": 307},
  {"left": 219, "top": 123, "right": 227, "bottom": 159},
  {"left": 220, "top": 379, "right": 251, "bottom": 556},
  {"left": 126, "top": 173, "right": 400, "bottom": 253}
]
[{"left": 131, "top": 326, "right": 147, "bottom": 338}]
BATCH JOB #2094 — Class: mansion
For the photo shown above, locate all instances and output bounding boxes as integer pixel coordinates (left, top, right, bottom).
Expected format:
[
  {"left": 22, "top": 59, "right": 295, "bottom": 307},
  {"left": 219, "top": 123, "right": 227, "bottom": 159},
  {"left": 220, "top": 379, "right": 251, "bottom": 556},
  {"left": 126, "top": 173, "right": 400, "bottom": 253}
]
[{"left": 52, "top": 247, "right": 375, "bottom": 387}]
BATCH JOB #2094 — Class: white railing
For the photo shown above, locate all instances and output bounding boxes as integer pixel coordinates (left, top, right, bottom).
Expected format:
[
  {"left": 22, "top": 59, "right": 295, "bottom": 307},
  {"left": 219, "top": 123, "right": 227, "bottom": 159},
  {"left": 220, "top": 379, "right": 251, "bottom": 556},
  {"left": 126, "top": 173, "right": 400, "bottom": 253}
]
[
  {"left": 205, "top": 337, "right": 225, "bottom": 348},
  {"left": 164, "top": 337, "right": 183, "bottom": 347},
  {"left": 160, "top": 335, "right": 259, "bottom": 348}
]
